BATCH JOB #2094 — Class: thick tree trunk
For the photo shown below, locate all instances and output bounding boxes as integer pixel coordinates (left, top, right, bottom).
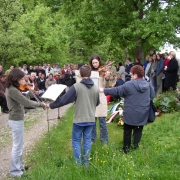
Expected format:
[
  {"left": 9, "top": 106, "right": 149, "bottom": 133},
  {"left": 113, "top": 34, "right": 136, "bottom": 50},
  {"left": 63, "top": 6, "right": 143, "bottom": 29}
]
[{"left": 134, "top": 45, "right": 144, "bottom": 64}]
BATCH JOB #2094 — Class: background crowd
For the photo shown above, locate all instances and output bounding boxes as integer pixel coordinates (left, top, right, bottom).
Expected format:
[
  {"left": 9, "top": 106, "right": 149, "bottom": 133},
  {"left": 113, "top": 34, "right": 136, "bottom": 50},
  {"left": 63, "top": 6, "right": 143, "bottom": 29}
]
[{"left": 0, "top": 50, "right": 180, "bottom": 114}]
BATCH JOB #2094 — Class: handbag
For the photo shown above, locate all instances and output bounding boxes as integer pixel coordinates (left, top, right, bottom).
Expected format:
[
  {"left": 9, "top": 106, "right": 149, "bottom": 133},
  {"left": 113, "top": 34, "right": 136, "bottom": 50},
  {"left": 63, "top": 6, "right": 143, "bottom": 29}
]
[
  {"left": 148, "top": 100, "right": 157, "bottom": 123},
  {"left": 148, "top": 85, "right": 157, "bottom": 123}
]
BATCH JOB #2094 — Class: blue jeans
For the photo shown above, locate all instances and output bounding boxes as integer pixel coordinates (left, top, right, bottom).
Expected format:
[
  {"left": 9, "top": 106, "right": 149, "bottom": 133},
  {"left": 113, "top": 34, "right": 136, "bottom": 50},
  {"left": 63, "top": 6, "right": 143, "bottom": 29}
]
[
  {"left": 8, "top": 120, "right": 24, "bottom": 177},
  {"left": 91, "top": 117, "right": 108, "bottom": 143},
  {"left": 72, "top": 124, "right": 93, "bottom": 164},
  {"left": 152, "top": 76, "right": 157, "bottom": 93}
]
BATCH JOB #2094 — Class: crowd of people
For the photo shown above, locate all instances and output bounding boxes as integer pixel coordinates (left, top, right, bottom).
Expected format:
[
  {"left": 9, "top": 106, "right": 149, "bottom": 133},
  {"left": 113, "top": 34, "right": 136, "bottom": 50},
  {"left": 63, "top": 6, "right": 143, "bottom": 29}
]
[{"left": 116, "top": 50, "right": 180, "bottom": 95}]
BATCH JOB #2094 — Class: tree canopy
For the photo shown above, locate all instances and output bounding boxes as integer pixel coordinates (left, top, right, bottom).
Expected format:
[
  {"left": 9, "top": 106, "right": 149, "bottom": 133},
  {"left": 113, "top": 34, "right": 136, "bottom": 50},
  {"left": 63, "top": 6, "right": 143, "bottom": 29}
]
[{"left": 0, "top": 0, "right": 180, "bottom": 68}]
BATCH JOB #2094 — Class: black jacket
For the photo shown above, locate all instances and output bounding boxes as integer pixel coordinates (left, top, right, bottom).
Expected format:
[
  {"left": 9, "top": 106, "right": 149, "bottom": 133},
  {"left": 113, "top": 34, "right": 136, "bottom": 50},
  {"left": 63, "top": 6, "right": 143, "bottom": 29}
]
[
  {"left": 164, "top": 58, "right": 178, "bottom": 90},
  {"left": 64, "top": 72, "right": 76, "bottom": 87}
]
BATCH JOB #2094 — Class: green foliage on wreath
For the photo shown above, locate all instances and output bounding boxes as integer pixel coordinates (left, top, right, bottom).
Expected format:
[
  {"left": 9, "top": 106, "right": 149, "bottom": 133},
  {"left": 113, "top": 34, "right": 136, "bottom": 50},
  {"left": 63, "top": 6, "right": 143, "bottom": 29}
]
[{"left": 153, "top": 89, "right": 180, "bottom": 113}]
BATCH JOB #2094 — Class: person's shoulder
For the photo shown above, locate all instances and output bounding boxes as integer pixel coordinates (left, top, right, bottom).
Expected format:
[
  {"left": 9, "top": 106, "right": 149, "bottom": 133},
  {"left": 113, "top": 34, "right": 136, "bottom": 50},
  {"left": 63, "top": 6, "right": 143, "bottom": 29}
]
[{"left": 7, "top": 85, "right": 17, "bottom": 93}]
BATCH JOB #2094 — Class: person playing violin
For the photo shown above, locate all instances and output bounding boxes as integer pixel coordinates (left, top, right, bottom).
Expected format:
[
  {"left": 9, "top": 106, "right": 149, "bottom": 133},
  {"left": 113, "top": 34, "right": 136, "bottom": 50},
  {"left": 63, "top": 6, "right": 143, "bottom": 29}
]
[
  {"left": 5, "top": 68, "right": 46, "bottom": 178},
  {"left": 89, "top": 54, "right": 114, "bottom": 144}
]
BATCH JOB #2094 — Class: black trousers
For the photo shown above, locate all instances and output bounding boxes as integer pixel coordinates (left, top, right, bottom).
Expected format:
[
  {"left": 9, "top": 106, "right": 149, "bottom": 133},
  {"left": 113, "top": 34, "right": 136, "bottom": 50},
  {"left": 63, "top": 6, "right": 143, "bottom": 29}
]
[
  {"left": 123, "top": 123, "right": 144, "bottom": 149},
  {"left": 0, "top": 95, "right": 8, "bottom": 112}
]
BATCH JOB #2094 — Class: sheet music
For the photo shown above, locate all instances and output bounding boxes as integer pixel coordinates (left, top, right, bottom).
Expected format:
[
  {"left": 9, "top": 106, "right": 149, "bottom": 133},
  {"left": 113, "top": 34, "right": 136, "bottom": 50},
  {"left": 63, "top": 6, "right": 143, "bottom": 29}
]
[
  {"left": 41, "top": 84, "right": 67, "bottom": 101},
  {"left": 75, "top": 70, "right": 99, "bottom": 87}
]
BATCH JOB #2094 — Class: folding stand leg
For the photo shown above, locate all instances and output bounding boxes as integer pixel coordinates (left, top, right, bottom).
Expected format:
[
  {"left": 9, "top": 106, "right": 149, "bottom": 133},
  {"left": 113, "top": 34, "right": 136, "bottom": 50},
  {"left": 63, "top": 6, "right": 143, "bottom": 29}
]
[
  {"left": 47, "top": 108, "right": 53, "bottom": 155},
  {"left": 57, "top": 107, "right": 60, "bottom": 120}
]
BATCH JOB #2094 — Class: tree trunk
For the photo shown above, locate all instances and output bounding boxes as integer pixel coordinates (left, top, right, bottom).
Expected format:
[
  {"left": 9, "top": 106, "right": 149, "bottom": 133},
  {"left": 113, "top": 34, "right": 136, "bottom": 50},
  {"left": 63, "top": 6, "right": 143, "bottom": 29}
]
[{"left": 134, "top": 45, "right": 144, "bottom": 64}]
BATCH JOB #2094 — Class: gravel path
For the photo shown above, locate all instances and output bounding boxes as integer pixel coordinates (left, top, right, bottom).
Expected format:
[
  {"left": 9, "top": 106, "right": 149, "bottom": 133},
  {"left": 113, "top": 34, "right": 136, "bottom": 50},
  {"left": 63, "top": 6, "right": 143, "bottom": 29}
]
[{"left": 0, "top": 104, "right": 72, "bottom": 179}]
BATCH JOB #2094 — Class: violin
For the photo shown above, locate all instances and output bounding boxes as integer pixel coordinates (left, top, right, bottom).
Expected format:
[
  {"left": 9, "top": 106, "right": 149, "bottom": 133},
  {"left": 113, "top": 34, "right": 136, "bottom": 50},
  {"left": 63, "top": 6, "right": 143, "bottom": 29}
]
[
  {"left": 97, "top": 66, "right": 109, "bottom": 76},
  {"left": 18, "top": 83, "right": 43, "bottom": 103},
  {"left": 96, "top": 61, "right": 115, "bottom": 76},
  {"left": 18, "top": 84, "right": 33, "bottom": 92}
]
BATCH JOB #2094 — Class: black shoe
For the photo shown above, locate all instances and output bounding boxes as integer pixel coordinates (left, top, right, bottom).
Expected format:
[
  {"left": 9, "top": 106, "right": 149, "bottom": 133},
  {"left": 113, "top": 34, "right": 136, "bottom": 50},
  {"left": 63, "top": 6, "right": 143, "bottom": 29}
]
[
  {"left": 119, "top": 147, "right": 129, "bottom": 154},
  {"left": 22, "top": 166, "right": 29, "bottom": 171}
]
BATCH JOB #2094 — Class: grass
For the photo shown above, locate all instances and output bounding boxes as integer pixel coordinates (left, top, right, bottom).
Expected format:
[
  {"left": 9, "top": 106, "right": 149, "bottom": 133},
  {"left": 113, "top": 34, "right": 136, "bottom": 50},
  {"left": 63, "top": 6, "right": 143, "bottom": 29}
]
[{"left": 18, "top": 102, "right": 180, "bottom": 180}]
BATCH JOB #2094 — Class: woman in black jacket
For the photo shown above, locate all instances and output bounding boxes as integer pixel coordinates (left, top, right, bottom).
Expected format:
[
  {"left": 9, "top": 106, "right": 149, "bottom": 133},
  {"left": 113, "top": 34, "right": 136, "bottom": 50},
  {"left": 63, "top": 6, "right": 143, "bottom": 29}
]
[
  {"left": 64, "top": 67, "right": 76, "bottom": 92},
  {"left": 164, "top": 51, "right": 178, "bottom": 91}
]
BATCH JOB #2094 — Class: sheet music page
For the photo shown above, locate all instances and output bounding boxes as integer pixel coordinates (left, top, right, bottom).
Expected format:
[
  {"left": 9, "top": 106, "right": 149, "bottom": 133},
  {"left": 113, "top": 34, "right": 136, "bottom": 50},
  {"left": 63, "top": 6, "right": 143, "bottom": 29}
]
[
  {"left": 75, "top": 70, "right": 99, "bottom": 87},
  {"left": 41, "top": 84, "right": 67, "bottom": 101}
]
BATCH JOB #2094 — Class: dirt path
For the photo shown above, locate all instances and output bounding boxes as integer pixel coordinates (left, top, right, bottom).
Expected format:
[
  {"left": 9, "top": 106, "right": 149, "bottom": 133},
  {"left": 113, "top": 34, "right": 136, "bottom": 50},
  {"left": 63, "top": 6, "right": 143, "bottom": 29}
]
[{"left": 0, "top": 104, "right": 72, "bottom": 179}]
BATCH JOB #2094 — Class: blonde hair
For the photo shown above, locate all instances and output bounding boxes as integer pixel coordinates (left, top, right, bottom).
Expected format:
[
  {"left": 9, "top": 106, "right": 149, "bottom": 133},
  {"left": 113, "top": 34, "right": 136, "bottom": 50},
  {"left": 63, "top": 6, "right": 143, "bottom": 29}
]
[
  {"left": 115, "top": 73, "right": 121, "bottom": 79},
  {"left": 169, "top": 51, "right": 176, "bottom": 58}
]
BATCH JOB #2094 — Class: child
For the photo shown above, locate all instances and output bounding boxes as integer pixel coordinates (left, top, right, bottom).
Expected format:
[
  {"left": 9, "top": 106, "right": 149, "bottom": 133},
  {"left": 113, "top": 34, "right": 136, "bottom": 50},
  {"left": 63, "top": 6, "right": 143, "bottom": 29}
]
[
  {"left": 46, "top": 65, "right": 100, "bottom": 165},
  {"left": 112, "top": 73, "right": 125, "bottom": 87}
]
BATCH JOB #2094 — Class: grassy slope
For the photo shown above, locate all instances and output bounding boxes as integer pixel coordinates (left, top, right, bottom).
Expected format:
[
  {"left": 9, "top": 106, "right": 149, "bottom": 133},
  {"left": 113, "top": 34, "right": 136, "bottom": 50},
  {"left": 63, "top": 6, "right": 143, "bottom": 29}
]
[{"left": 23, "top": 105, "right": 180, "bottom": 180}]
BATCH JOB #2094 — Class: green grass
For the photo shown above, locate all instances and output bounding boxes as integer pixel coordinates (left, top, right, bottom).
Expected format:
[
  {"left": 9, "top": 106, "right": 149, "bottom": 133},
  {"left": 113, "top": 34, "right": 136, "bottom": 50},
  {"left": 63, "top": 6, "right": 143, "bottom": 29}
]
[{"left": 21, "top": 104, "right": 180, "bottom": 180}]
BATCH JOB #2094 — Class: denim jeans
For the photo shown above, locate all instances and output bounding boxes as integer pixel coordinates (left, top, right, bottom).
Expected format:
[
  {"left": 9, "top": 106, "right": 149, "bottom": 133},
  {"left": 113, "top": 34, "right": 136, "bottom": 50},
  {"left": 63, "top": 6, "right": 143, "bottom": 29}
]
[
  {"left": 8, "top": 120, "right": 24, "bottom": 177},
  {"left": 91, "top": 117, "right": 108, "bottom": 143},
  {"left": 72, "top": 124, "right": 93, "bottom": 164},
  {"left": 152, "top": 76, "right": 157, "bottom": 93}
]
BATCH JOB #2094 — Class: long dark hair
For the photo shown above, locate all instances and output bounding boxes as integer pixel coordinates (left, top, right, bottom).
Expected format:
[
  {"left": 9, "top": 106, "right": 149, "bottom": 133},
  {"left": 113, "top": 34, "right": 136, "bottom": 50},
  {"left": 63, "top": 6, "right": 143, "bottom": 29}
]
[
  {"left": 89, "top": 54, "right": 102, "bottom": 70},
  {"left": 6, "top": 68, "right": 25, "bottom": 88}
]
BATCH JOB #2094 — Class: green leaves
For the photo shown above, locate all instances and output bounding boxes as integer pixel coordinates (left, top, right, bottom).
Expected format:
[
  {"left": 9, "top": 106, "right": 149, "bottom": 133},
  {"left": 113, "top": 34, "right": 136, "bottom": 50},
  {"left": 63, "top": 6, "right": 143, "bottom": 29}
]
[{"left": 154, "top": 90, "right": 180, "bottom": 113}]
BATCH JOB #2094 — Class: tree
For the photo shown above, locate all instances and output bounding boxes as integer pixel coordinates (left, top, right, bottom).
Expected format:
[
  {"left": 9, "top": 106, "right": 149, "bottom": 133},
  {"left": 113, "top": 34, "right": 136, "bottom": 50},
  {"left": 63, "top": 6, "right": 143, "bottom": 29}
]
[
  {"left": 61, "top": 0, "right": 180, "bottom": 62},
  {"left": 0, "top": 0, "right": 34, "bottom": 68},
  {"left": 20, "top": 4, "right": 66, "bottom": 65}
]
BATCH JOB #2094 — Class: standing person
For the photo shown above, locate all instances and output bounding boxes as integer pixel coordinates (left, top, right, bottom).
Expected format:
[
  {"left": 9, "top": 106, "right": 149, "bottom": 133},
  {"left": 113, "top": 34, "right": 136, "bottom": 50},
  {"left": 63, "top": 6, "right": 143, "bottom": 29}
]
[
  {"left": 125, "top": 58, "right": 133, "bottom": 82},
  {"left": 143, "top": 55, "right": 149, "bottom": 71},
  {"left": 89, "top": 54, "right": 110, "bottom": 144},
  {"left": 5, "top": 68, "right": 45, "bottom": 178},
  {"left": 28, "top": 65, "right": 34, "bottom": 75},
  {"left": 37, "top": 64, "right": 45, "bottom": 75},
  {"left": 99, "top": 65, "right": 155, "bottom": 153},
  {"left": 21, "top": 64, "right": 28, "bottom": 74},
  {"left": 61, "top": 64, "right": 68, "bottom": 74},
  {"left": 150, "top": 54, "right": 158, "bottom": 93},
  {"left": 112, "top": 73, "right": 125, "bottom": 87},
  {"left": 56, "top": 73, "right": 65, "bottom": 85},
  {"left": 162, "top": 52, "right": 170, "bottom": 92},
  {"left": 45, "top": 65, "right": 100, "bottom": 165},
  {"left": 45, "top": 73, "right": 56, "bottom": 89},
  {"left": 5, "top": 65, "right": 14, "bottom": 76},
  {"left": 134, "top": 57, "right": 143, "bottom": 67},
  {"left": 53, "top": 63, "right": 61, "bottom": 74},
  {"left": 37, "top": 73, "right": 46, "bottom": 94},
  {"left": 164, "top": 51, "right": 179, "bottom": 91},
  {"left": 46, "top": 64, "right": 54, "bottom": 77},
  {"left": 0, "top": 65, "right": 4, "bottom": 76},
  {"left": 64, "top": 67, "right": 76, "bottom": 92},
  {"left": 0, "top": 74, "right": 9, "bottom": 113},
  {"left": 118, "top": 62, "right": 125, "bottom": 81},
  {"left": 145, "top": 56, "right": 152, "bottom": 77},
  {"left": 105, "top": 60, "right": 116, "bottom": 87},
  {"left": 156, "top": 54, "right": 164, "bottom": 94}
]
